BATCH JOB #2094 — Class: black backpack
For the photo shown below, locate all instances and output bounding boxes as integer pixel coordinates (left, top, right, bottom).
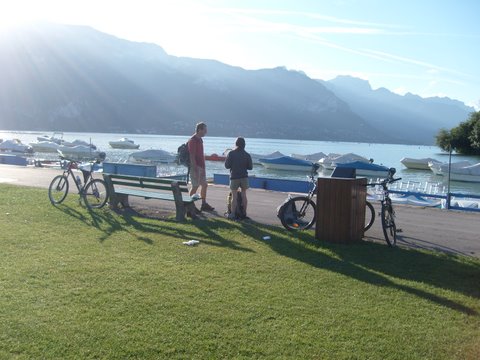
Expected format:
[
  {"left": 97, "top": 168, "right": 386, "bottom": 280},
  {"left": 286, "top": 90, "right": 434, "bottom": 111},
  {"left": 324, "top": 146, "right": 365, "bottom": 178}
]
[
  {"left": 177, "top": 143, "right": 190, "bottom": 167},
  {"left": 227, "top": 190, "right": 246, "bottom": 219}
]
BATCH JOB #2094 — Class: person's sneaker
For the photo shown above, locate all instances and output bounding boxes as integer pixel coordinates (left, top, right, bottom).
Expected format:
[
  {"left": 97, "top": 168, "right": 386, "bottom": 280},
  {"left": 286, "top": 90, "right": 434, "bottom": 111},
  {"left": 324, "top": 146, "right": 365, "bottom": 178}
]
[{"left": 200, "top": 203, "right": 215, "bottom": 212}]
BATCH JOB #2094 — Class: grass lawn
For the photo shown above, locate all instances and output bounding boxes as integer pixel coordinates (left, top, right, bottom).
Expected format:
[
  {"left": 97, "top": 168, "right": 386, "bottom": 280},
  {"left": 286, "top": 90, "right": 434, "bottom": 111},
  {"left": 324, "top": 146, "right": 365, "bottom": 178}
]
[{"left": 0, "top": 183, "right": 479, "bottom": 359}]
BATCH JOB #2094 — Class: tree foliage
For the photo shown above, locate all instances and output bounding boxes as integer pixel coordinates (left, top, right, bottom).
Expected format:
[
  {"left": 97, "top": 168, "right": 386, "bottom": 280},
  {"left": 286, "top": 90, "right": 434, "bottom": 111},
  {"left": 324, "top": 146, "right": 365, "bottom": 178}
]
[{"left": 436, "top": 111, "right": 480, "bottom": 154}]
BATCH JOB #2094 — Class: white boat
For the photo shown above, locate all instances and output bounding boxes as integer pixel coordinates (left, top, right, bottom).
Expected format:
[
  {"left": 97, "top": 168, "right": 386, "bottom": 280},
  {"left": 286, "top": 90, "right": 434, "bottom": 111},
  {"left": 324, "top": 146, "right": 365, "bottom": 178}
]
[
  {"left": 0, "top": 139, "right": 33, "bottom": 154},
  {"left": 109, "top": 138, "right": 140, "bottom": 149},
  {"left": 400, "top": 157, "right": 441, "bottom": 170},
  {"left": 320, "top": 153, "right": 370, "bottom": 170},
  {"left": 251, "top": 151, "right": 285, "bottom": 165},
  {"left": 37, "top": 132, "right": 64, "bottom": 144},
  {"left": 258, "top": 156, "right": 314, "bottom": 172},
  {"left": 291, "top": 152, "right": 327, "bottom": 162},
  {"left": 63, "top": 139, "right": 97, "bottom": 149},
  {"left": 317, "top": 153, "right": 341, "bottom": 169},
  {"left": 449, "top": 163, "right": 480, "bottom": 183},
  {"left": 128, "top": 149, "right": 176, "bottom": 164},
  {"left": 29, "top": 141, "right": 60, "bottom": 153},
  {"left": 428, "top": 160, "right": 473, "bottom": 176},
  {"left": 57, "top": 145, "right": 102, "bottom": 160},
  {"left": 335, "top": 161, "right": 389, "bottom": 177}
]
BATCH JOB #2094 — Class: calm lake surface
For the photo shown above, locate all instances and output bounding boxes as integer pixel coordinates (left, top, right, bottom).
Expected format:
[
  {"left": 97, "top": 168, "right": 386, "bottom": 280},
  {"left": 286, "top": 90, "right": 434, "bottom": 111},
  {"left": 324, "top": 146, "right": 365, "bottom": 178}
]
[{"left": 2, "top": 130, "right": 480, "bottom": 194}]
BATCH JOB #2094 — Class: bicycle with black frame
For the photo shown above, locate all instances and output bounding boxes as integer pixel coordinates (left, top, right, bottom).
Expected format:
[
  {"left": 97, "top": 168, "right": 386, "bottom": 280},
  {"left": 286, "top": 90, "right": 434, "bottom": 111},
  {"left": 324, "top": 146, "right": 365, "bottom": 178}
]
[
  {"left": 366, "top": 167, "right": 402, "bottom": 246},
  {"left": 48, "top": 153, "right": 109, "bottom": 209},
  {"left": 277, "top": 163, "right": 375, "bottom": 231}
]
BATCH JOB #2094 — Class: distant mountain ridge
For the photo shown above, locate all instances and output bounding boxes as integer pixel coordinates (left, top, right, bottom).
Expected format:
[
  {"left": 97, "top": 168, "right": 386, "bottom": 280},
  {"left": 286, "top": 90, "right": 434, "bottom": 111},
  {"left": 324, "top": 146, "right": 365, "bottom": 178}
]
[
  {"left": 0, "top": 23, "right": 474, "bottom": 144},
  {"left": 322, "top": 76, "right": 474, "bottom": 144}
]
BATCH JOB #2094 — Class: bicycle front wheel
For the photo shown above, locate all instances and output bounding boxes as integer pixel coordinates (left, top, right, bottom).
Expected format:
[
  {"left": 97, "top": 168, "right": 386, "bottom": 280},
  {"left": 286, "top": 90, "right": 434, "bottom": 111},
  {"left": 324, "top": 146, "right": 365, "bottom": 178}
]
[
  {"left": 364, "top": 201, "right": 375, "bottom": 232},
  {"left": 279, "top": 196, "right": 316, "bottom": 231},
  {"left": 381, "top": 203, "right": 396, "bottom": 246},
  {"left": 83, "top": 179, "right": 109, "bottom": 209},
  {"left": 48, "top": 175, "right": 69, "bottom": 205}
]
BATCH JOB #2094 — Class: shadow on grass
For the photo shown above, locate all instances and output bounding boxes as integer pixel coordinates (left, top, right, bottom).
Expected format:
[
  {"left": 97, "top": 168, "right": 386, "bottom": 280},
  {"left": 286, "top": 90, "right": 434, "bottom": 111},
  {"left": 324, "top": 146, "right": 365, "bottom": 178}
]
[
  {"left": 53, "top": 204, "right": 254, "bottom": 252},
  {"left": 53, "top": 201, "right": 479, "bottom": 315},
  {"left": 234, "top": 219, "right": 480, "bottom": 316}
]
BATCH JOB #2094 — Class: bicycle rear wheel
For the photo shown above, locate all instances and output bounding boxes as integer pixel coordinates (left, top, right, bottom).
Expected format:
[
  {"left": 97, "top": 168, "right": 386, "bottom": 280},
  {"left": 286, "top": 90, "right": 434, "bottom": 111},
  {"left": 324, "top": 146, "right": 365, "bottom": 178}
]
[
  {"left": 364, "top": 201, "right": 375, "bottom": 232},
  {"left": 381, "top": 203, "right": 396, "bottom": 246},
  {"left": 48, "top": 175, "right": 69, "bottom": 205},
  {"left": 279, "top": 196, "right": 316, "bottom": 231},
  {"left": 83, "top": 179, "right": 109, "bottom": 209}
]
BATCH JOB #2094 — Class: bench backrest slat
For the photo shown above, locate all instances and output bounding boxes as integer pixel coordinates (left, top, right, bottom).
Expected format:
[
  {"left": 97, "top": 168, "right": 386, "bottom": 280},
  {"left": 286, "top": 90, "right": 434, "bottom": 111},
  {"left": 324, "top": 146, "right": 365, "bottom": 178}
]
[{"left": 104, "top": 174, "right": 189, "bottom": 193}]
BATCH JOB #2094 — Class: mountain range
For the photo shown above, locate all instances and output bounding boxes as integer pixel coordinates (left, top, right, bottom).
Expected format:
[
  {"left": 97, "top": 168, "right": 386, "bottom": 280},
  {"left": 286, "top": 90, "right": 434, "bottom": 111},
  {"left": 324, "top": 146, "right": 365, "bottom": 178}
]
[{"left": 0, "top": 23, "right": 474, "bottom": 144}]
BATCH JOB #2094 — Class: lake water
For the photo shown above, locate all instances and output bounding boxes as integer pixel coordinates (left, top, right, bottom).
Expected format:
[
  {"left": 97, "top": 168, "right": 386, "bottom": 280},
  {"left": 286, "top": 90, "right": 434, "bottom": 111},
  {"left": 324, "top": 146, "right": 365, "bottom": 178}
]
[{"left": 2, "top": 130, "right": 480, "bottom": 194}]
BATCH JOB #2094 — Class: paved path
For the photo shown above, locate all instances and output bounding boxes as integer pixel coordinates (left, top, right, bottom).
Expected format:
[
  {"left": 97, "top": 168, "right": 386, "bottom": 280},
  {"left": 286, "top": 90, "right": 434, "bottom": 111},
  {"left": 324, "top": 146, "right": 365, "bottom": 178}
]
[{"left": 1, "top": 164, "right": 479, "bottom": 258}]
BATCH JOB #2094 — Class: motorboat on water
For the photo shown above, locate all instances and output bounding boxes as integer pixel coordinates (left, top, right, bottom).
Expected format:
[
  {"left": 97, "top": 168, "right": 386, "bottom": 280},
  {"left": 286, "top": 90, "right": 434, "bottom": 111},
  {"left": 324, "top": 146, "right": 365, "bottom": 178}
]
[
  {"left": 128, "top": 149, "right": 176, "bottom": 164},
  {"left": 205, "top": 153, "right": 226, "bottom": 161},
  {"left": 37, "top": 132, "right": 64, "bottom": 144},
  {"left": 428, "top": 160, "right": 473, "bottom": 176},
  {"left": 30, "top": 138, "right": 96, "bottom": 153},
  {"left": 400, "top": 157, "right": 441, "bottom": 170},
  {"left": 317, "top": 153, "right": 341, "bottom": 169},
  {"left": 258, "top": 156, "right": 314, "bottom": 172},
  {"left": 109, "top": 138, "right": 140, "bottom": 149},
  {"left": 251, "top": 151, "right": 285, "bottom": 165},
  {"left": 335, "top": 161, "right": 389, "bottom": 177},
  {"left": 0, "top": 139, "right": 33, "bottom": 154},
  {"left": 63, "top": 139, "right": 97, "bottom": 149},
  {"left": 57, "top": 145, "right": 102, "bottom": 160},
  {"left": 448, "top": 163, "right": 480, "bottom": 183},
  {"left": 291, "top": 152, "right": 327, "bottom": 162},
  {"left": 29, "top": 141, "right": 60, "bottom": 153},
  {"left": 320, "top": 153, "right": 370, "bottom": 170}
]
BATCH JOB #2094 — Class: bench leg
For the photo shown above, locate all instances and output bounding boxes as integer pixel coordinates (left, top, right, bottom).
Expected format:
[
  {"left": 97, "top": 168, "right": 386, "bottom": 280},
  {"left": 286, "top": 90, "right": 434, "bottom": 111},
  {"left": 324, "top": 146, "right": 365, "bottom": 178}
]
[
  {"left": 171, "top": 181, "right": 187, "bottom": 221},
  {"left": 109, "top": 193, "right": 130, "bottom": 210},
  {"left": 175, "top": 205, "right": 186, "bottom": 222}
]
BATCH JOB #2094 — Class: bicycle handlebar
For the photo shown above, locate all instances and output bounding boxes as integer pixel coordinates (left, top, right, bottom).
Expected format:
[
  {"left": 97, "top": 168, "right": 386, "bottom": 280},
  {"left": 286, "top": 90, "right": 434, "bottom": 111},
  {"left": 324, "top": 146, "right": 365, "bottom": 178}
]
[{"left": 366, "top": 177, "right": 402, "bottom": 187}]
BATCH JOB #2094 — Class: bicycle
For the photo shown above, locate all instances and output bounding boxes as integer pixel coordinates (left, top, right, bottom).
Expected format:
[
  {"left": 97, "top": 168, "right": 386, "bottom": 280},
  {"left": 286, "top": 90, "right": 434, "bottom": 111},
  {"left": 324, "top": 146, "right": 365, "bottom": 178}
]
[
  {"left": 48, "top": 153, "right": 109, "bottom": 209},
  {"left": 366, "top": 168, "right": 401, "bottom": 247},
  {"left": 277, "top": 163, "right": 375, "bottom": 231}
]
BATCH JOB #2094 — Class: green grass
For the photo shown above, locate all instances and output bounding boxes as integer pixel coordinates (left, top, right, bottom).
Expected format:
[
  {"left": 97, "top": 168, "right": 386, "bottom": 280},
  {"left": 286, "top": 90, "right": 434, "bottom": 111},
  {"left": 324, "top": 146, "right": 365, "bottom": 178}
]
[{"left": 0, "top": 183, "right": 479, "bottom": 359}]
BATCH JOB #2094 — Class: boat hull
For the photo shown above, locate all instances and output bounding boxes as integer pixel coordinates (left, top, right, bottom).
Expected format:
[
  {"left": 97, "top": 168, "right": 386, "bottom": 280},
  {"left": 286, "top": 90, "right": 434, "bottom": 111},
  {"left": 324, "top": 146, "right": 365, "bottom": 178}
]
[
  {"left": 30, "top": 141, "right": 60, "bottom": 153},
  {"left": 259, "top": 156, "right": 314, "bottom": 172},
  {"left": 260, "top": 163, "right": 313, "bottom": 172},
  {"left": 401, "top": 157, "right": 441, "bottom": 170},
  {"left": 109, "top": 142, "right": 140, "bottom": 149}
]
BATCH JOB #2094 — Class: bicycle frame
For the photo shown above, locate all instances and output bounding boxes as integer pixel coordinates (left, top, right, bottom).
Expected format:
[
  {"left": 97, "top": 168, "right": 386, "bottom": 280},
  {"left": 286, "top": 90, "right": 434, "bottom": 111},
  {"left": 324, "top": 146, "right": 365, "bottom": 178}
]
[
  {"left": 61, "top": 161, "right": 93, "bottom": 194},
  {"left": 297, "top": 165, "right": 319, "bottom": 213},
  {"left": 369, "top": 173, "right": 401, "bottom": 206}
]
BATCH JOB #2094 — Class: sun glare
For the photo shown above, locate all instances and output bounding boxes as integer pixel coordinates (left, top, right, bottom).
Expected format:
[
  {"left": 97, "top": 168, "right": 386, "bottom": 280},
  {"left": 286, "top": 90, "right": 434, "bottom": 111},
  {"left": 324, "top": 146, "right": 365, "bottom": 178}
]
[{"left": 0, "top": 2, "right": 34, "bottom": 33}]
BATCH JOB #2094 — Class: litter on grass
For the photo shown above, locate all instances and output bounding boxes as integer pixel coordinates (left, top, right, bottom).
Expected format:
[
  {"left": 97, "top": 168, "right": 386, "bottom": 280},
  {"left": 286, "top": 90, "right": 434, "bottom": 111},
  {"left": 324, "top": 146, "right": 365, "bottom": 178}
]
[{"left": 183, "top": 240, "right": 200, "bottom": 246}]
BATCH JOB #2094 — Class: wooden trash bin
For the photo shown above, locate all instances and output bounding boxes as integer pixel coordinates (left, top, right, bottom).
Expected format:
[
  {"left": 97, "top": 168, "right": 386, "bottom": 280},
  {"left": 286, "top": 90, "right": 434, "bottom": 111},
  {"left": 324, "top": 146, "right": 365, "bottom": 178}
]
[{"left": 315, "top": 177, "right": 367, "bottom": 243}]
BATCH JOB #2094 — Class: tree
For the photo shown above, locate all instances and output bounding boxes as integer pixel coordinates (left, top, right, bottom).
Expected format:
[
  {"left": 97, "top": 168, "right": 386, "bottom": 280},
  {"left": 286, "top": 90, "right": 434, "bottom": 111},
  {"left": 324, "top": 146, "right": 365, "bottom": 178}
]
[
  {"left": 468, "top": 112, "right": 480, "bottom": 150},
  {"left": 435, "top": 111, "right": 480, "bottom": 155}
]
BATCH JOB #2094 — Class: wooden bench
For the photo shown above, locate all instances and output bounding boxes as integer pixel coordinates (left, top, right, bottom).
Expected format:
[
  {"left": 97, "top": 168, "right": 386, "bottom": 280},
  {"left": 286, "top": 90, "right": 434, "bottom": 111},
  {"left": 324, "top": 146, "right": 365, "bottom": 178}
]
[{"left": 103, "top": 174, "right": 200, "bottom": 221}]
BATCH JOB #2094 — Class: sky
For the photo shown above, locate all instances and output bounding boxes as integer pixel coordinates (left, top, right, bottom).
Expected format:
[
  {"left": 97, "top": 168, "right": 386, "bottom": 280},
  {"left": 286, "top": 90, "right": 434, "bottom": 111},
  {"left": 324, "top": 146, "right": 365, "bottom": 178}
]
[{"left": 1, "top": 0, "right": 479, "bottom": 109}]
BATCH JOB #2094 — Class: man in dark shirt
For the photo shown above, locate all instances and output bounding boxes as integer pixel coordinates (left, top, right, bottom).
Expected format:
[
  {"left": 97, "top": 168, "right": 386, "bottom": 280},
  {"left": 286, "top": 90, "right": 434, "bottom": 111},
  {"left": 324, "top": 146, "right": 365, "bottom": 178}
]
[
  {"left": 188, "top": 122, "right": 214, "bottom": 211},
  {"left": 224, "top": 137, "right": 253, "bottom": 219}
]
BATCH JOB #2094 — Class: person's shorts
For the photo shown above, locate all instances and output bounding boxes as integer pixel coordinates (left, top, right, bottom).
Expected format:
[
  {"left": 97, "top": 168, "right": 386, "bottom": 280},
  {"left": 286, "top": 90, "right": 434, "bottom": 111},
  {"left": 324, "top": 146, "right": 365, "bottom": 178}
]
[
  {"left": 190, "top": 166, "right": 207, "bottom": 188},
  {"left": 230, "top": 177, "right": 249, "bottom": 191}
]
